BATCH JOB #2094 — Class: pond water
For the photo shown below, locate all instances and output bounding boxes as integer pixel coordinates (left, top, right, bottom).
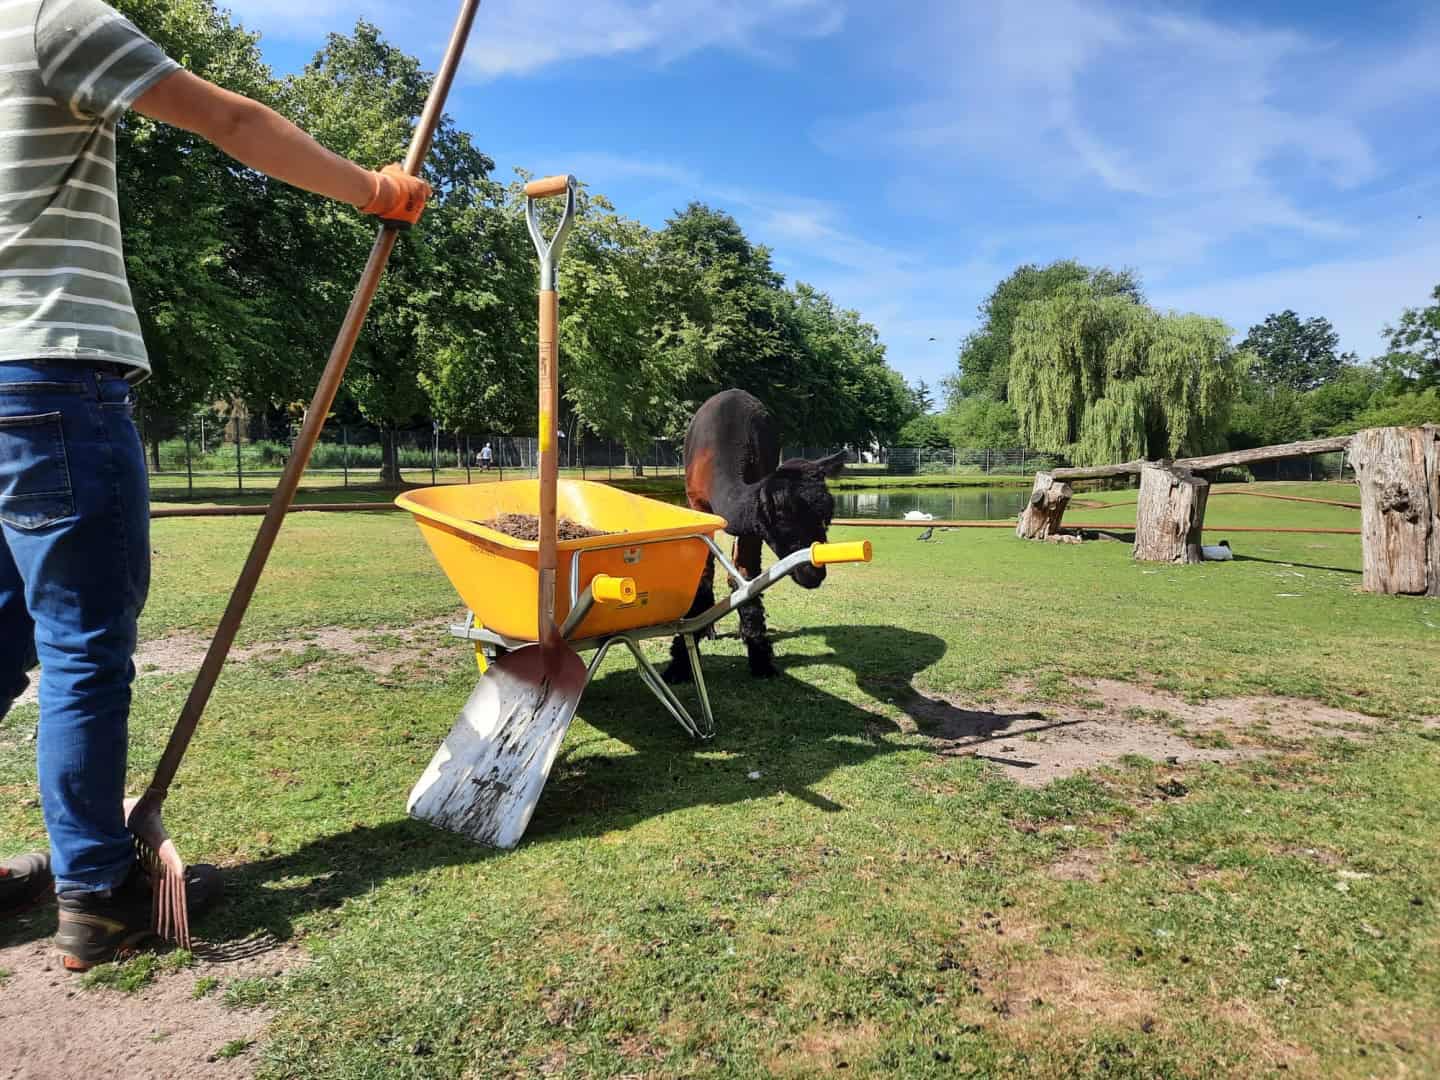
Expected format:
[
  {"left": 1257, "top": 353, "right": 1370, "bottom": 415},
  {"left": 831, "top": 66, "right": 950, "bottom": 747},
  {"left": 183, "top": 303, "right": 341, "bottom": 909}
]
[{"left": 833, "top": 486, "right": 1029, "bottom": 521}]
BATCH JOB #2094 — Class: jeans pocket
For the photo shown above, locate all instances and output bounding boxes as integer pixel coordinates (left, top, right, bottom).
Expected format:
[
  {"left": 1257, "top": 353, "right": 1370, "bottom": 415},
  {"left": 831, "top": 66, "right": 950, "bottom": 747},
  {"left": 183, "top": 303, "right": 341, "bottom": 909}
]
[{"left": 0, "top": 412, "right": 76, "bottom": 530}]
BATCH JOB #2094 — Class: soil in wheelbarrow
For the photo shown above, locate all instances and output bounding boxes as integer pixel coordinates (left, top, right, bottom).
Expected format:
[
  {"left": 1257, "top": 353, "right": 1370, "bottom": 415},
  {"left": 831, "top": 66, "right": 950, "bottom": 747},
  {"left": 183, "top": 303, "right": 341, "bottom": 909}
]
[{"left": 483, "top": 513, "right": 614, "bottom": 541}]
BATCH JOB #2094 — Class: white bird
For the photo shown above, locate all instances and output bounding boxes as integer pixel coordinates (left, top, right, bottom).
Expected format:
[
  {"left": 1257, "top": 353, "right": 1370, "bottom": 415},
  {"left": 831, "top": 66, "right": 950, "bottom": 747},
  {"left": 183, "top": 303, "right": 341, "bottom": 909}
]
[
  {"left": 903, "top": 510, "right": 935, "bottom": 522},
  {"left": 1202, "top": 540, "right": 1233, "bottom": 562}
]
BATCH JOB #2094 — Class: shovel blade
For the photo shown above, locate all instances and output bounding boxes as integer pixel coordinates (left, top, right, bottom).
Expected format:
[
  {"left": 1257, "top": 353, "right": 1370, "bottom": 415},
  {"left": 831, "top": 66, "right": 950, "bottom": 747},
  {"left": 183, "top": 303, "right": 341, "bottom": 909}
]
[{"left": 408, "top": 643, "right": 587, "bottom": 848}]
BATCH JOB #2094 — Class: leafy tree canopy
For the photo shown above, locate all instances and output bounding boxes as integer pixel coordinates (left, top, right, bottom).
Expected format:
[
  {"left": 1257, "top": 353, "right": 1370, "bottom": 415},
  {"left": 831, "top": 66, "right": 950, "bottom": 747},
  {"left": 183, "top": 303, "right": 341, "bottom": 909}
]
[
  {"left": 1010, "top": 285, "right": 1241, "bottom": 465},
  {"left": 1239, "top": 310, "right": 1346, "bottom": 392},
  {"left": 948, "top": 261, "right": 1142, "bottom": 403},
  {"left": 1380, "top": 285, "right": 1440, "bottom": 391}
]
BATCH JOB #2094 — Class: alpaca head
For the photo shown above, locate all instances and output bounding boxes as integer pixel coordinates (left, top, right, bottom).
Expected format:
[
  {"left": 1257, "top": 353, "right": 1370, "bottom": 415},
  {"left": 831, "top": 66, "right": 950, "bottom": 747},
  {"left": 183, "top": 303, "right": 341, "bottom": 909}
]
[{"left": 758, "top": 451, "right": 846, "bottom": 588}]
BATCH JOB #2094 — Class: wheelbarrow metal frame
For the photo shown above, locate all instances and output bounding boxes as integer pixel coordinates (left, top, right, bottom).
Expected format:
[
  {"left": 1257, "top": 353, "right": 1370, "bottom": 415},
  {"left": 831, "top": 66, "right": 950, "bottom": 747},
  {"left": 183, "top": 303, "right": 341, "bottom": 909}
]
[{"left": 448, "top": 536, "right": 823, "bottom": 742}]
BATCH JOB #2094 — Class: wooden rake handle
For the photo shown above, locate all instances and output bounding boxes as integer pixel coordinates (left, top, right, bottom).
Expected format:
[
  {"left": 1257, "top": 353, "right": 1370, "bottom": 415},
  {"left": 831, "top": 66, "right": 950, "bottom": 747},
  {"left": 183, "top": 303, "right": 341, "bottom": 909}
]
[{"left": 139, "top": 0, "right": 484, "bottom": 805}]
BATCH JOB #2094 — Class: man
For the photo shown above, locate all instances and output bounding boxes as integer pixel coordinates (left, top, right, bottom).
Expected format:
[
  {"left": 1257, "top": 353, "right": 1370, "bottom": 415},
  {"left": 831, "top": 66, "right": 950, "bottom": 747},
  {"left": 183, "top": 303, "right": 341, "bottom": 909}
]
[
  {"left": 480, "top": 441, "right": 494, "bottom": 471},
  {"left": 0, "top": 0, "right": 431, "bottom": 970}
]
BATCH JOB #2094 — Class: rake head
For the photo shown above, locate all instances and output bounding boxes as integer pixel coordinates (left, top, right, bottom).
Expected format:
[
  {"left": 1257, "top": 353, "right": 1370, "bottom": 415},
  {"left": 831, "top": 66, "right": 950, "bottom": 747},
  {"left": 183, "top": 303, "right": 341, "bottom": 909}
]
[{"left": 124, "top": 795, "right": 191, "bottom": 950}]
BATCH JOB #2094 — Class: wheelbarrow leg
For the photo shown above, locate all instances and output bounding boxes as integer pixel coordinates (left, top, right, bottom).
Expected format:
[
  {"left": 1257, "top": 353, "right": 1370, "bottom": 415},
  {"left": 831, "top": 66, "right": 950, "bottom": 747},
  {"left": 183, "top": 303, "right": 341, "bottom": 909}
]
[
  {"left": 683, "top": 634, "right": 716, "bottom": 739},
  {"left": 621, "top": 637, "right": 709, "bottom": 741}
]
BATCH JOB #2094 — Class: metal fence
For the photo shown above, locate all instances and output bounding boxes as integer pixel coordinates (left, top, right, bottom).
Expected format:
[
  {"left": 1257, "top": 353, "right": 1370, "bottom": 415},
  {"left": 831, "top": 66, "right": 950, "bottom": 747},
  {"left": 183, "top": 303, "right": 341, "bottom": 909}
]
[
  {"left": 138, "top": 413, "right": 1059, "bottom": 501},
  {"left": 140, "top": 423, "right": 700, "bottom": 501}
]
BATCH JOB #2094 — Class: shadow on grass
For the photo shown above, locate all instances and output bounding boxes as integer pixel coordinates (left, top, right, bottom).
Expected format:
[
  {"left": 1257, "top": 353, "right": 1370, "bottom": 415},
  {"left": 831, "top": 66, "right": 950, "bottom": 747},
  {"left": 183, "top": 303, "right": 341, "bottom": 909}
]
[
  {"left": 3, "top": 623, "right": 1045, "bottom": 950},
  {"left": 1231, "top": 553, "right": 1362, "bottom": 576}
]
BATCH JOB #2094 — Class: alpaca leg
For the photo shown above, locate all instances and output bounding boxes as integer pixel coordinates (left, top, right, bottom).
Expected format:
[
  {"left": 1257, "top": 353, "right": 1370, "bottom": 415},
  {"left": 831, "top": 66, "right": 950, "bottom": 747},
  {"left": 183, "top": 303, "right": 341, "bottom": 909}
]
[
  {"left": 665, "top": 552, "right": 716, "bottom": 684},
  {"left": 733, "top": 537, "right": 776, "bottom": 678}
]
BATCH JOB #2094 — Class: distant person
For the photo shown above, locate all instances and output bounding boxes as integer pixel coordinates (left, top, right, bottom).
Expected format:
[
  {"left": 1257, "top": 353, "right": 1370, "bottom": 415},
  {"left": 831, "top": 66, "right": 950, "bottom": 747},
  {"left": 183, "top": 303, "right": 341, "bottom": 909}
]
[
  {"left": 480, "top": 442, "right": 494, "bottom": 471},
  {"left": 0, "top": 0, "right": 430, "bottom": 971}
]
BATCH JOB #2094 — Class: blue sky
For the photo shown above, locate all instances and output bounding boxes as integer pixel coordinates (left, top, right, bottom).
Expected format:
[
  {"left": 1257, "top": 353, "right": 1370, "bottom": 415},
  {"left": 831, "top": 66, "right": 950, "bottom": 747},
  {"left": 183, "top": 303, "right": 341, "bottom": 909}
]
[{"left": 222, "top": 0, "right": 1440, "bottom": 395}]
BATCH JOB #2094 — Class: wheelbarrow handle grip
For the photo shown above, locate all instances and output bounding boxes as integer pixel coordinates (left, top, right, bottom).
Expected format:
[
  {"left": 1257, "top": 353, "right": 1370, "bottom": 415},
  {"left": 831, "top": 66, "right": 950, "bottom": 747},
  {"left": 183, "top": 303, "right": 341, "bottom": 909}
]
[
  {"left": 525, "top": 175, "right": 573, "bottom": 199},
  {"left": 810, "top": 541, "right": 873, "bottom": 566},
  {"left": 591, "top": 575, "right": 638, "bottom": 605}
]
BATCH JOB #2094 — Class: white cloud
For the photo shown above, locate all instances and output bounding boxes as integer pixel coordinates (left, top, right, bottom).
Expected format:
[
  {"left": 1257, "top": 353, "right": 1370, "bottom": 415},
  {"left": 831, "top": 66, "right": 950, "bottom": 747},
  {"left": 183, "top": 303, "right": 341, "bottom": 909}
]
[
  {"left": 816, "top": 0, "right": 1419, "bottom": 264},
  {"left": 220, "top": 0, "right": 844, "bottom": 77},
  {"left": 1151, "top": 230, "right": 1440, "bottom": 356}
]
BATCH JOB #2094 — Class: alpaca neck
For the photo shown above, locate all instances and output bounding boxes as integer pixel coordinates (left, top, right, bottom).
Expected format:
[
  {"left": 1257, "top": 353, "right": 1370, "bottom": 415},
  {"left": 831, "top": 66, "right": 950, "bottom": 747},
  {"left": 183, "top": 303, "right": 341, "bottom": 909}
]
[{"left": 711, "top": 474, "right": 767, "bottom": 538}]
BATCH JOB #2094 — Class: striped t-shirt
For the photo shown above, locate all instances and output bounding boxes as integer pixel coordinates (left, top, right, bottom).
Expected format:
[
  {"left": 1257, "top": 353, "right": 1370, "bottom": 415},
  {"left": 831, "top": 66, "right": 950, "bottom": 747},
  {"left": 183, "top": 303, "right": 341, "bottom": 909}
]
[{"left": 0, "top": 0, "right": 179, "bottom": 378}]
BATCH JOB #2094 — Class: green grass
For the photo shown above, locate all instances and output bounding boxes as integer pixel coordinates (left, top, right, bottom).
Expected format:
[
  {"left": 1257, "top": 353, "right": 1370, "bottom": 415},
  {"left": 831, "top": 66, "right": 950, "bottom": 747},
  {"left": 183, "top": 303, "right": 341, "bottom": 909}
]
[
  {"left": 193, "top": 975, "right": 220, "bottom": 1000},
  {"left": 81, "top": 949, "right": 194, "bottom": 993},
  {"left": 215, "top": 1038, "right": 255, "bottom": 1060},
  {"left": 3, "top": 482, "right": 1437, "bottom": 1077}
]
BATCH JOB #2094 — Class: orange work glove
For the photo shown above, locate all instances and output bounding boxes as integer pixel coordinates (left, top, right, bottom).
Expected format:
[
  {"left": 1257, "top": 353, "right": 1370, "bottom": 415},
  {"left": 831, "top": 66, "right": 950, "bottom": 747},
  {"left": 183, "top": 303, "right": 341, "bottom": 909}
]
[{"left": 362, "top": 164, "right": 433, "bottom": 229}]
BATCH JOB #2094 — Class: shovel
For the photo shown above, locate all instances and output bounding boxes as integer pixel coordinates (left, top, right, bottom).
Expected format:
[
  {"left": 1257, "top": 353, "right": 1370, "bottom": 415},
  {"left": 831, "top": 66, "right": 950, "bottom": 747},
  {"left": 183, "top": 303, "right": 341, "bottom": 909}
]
[{"left": 407, "top": 175, "right": 588, "bottom": 848}]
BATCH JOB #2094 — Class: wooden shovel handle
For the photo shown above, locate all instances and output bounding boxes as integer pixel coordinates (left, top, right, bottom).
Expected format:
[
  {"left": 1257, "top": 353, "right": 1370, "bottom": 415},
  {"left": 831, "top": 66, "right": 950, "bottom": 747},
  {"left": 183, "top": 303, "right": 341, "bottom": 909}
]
[
  {"left": 140, "top": 0, "right": 483, "bottom": 802},
  {"left": 537, "top": 288, "right": 560, "bottom": 649},
  {"left": 525, "top": 175, "right": 572, "bottom": 199}
]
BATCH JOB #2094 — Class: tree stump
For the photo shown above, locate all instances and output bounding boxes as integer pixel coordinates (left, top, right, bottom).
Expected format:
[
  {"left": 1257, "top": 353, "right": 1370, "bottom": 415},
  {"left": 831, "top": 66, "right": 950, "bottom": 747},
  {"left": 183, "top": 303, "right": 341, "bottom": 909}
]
[
  {"left": 1133, "top": 466, "right": 1210, "bottom": 564},
  {"left": 1017, "top": 472, "right": 1073, "bottom": 540},
  {"left": 1348, "top": 426, "right": 1440, "bottom": 597}
]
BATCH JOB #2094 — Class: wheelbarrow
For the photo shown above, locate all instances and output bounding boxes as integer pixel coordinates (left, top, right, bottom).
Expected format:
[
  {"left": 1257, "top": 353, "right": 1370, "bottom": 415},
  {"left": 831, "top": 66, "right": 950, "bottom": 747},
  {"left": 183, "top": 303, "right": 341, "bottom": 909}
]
[{"left": 396, "top": 478, "right": 873, "bottom": 828}]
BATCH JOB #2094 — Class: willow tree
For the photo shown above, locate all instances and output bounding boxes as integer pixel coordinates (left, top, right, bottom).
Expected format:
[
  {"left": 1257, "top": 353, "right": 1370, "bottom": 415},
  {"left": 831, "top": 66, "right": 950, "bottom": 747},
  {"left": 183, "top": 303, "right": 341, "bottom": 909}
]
[{"left": 1010, "top": 285, "right": 1242, "bottom": 465}]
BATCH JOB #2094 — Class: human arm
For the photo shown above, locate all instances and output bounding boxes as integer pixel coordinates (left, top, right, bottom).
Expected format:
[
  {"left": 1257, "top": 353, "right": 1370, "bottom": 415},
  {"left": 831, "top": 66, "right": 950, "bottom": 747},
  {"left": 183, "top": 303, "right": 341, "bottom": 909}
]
[{"left": 134, "top": 70, "right": 420, "bottom": 213}]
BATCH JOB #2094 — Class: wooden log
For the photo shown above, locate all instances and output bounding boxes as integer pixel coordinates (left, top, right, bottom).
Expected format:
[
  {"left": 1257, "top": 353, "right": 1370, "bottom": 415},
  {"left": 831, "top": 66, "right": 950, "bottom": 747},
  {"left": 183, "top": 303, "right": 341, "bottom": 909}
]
[
  {"left": 1133, "top": 466, "right": 1210, "bottom": 564},
  {"left": 1348, "top": 426, "right": 1440, "bottom": 597},
  {"left": 1177, "top": 436, "right": 1353, "bottom": 475},
  {"left": 1048, "top": 435, "right": 1354, "bottom": 481},
  {"left": 1016, "top": 471, "right": 1073, "bottom": 540}
]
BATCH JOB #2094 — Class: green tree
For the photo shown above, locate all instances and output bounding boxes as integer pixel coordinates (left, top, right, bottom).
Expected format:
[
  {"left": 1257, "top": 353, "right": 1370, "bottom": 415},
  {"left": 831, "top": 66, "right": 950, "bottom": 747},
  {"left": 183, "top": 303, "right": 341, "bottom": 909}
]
[
  {"left": 943, "top": 397, "right": 1020, "bottom": 449},
  {"left": 1228, "top": 382, "right": 1310, "bottom": 449},
  {"left": 660, "top": 204, "right": 811, "bottom": 435},
  {"left": 1010, "top": 285, "right": 1242, "bottom": 465},
  {"left": 947, "top": 261, "right": 1142, "bottom": 402},
  {"left": 280, "top": 22, "right": 507, "bottom": 483},
  {"left": 911, "top": 379, "right": 936, "bottom": 414},
  {"left": 1350, "top": 388, "right": 1440, "bottom": 430},
  {"left": 1304, "top": 365, "right": 1384, "bottom": 434},
  {"left": 659, "top": 204, "right": 911, "bottom": 447},
  {"left": 1380, "top": 285, "right": 1440, "bottom": 391},
  {"left": 787, "top": 284, "right": 913, "bottom": 446},
  {"left": 898, "top": 414, "right": 950, "bottom": 448},
  {"left": 546, "top": 188, "right": 708, "bottom": 459},
  {"left": 115, "top": 0, "right": 292, "bottom": 462},
  {"left": 1239, "top": 310, "right": 1345, "bottom": 392}
]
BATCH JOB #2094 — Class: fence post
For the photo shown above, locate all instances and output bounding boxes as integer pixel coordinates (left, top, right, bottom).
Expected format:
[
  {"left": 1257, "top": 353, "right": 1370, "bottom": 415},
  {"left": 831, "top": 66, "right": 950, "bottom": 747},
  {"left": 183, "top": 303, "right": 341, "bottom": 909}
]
[
  {"left": 609, "top": 439, "right": 614, "bottom": 483},
  {"left": 465, "top": 435, "right": 472, "bottom": 483},
  {"left": 185, "top": 421, "right": 193, "bottom": 498},
  {"left": 342, "top": 425, "right": 349, "bottom": 488},
  {"left": 235, "top": 423, "right": 243, "bottom": 493},
  {"left": 497, "top": 436, "right": 504, "bottom": 482},
  {"left": 431, "top": 421, "right": 438, "bottom": 485}
]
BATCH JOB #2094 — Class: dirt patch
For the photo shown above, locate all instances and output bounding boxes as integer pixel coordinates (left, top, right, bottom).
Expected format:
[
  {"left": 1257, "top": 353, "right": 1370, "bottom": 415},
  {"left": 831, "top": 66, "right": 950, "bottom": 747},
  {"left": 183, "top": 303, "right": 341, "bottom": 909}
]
[
  {"left": 907, "top": 678, "right": 1381, "bottom": 787},
  {"left": 1046, "top": 847, "right": 1108, "bottom": 882},
  {"left": 767, "top": 1021, "right": 882, "bottom": 1075},
  {"left": 482, "top": 514, "right": 611, "bottom": 541},
  {"left": 0, "top": 922, "right": 302, "bottom": 1080},
  {"left": 11, "top": 616, "right": 462, "bottom": 710}
]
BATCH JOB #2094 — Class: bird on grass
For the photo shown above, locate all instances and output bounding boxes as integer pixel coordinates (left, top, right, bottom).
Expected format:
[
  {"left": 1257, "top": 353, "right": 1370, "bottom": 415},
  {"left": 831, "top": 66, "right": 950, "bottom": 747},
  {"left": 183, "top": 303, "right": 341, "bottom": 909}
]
[{"left": 916, "top": 527, "right": 935, "bottom": 542}]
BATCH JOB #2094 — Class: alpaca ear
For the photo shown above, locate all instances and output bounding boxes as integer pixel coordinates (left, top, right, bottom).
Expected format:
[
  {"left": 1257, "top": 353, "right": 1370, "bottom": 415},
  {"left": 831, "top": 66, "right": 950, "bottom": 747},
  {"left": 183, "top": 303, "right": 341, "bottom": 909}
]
[{"left": 814, "top": 451, "right": 847, "bottom": 478}]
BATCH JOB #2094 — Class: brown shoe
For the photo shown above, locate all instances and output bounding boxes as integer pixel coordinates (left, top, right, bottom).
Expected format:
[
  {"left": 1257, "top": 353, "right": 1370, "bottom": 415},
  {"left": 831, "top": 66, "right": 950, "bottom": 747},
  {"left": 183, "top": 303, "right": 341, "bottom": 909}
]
[
  {"left": 55, "top": 861, "right": 223, "bottom": 971},
  {"left": 0, "top": 851, "right": 52, "bottom": 918}
]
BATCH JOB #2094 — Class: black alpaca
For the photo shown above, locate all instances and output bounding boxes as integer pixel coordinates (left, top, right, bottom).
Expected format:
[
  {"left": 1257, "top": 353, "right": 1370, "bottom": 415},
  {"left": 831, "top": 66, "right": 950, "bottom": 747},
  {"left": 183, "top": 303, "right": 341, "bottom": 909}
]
[{"left": 665, "top": 389, "right": 846, "bottom": 682}]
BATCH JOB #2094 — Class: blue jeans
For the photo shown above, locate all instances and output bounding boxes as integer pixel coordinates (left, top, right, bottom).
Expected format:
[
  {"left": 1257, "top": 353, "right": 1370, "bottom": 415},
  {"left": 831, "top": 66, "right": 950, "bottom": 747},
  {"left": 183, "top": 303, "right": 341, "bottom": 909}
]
[{"left": 0, "top": 362, "right": 149, "bottom": 894}]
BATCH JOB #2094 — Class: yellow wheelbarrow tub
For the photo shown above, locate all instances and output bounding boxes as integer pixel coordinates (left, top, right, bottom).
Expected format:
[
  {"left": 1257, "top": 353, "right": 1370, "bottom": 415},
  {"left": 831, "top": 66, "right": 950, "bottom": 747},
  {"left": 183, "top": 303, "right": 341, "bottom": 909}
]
[{"left": 396, "top": 479, "right": 726, "bottom": 642}]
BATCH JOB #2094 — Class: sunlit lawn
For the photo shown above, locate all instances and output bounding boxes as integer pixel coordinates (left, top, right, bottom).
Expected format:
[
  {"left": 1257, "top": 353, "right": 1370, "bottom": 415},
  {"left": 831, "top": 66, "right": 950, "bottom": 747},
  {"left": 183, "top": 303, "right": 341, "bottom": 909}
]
[{"left": 3, "top": 481, "right": 1437, "bottom": 1077}]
